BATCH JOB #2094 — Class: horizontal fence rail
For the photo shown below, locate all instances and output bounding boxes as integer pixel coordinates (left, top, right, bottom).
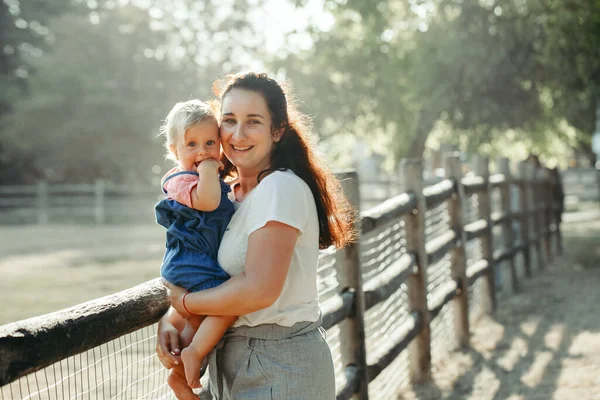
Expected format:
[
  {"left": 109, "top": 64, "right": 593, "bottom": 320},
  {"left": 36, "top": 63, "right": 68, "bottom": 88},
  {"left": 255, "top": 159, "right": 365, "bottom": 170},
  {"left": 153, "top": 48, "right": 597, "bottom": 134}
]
[
  {"left": 0, "top": 280, "right": 169, "bottom": 386},
  {"left": 0, "top": 156, "right": 564, "bottom": 400}
]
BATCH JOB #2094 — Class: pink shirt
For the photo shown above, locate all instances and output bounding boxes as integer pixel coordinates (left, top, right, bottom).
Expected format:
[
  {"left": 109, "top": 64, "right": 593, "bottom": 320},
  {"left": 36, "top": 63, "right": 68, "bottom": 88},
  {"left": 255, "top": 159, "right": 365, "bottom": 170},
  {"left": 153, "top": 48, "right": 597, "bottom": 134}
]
[{"left": 161, "top": 167, "right": 198, "bottom": 208}]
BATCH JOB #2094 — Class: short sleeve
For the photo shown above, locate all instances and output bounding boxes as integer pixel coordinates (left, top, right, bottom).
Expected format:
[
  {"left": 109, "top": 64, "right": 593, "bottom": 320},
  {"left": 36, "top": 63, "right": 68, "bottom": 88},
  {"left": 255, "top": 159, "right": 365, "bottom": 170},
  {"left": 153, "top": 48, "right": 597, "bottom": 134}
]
[
  {"left": 246, "top": 172, "right": 309, "bottom": 235},
  {"left": 162, "top": 171, "right": 198, "bottom": 208}
]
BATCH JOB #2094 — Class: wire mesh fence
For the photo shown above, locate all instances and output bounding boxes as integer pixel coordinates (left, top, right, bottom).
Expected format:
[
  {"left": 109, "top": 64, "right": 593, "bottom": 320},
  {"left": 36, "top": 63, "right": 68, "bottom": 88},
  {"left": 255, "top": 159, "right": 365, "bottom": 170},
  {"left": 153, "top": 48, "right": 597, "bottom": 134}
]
[
  {"left": 0, "top": 193, "right": 502, "bottom": 400},
  {"left": 0, "top": 325, "right": 170, "bottom": 400},
  {"left": 1, "top": 159, "right": 561, "bottom": 399},
  {"left": 463, "top": 192, "right": 486, "bottom": 322}
]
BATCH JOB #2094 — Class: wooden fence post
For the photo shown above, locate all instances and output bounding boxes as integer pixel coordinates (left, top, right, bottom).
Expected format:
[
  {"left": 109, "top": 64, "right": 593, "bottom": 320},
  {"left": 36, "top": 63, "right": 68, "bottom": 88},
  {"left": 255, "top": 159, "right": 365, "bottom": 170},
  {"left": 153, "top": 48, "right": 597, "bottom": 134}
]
[
  {"left": 539, "top": 169, "right": 552, "bottom": 264},
  {"left": 338, "top": 171, "right": 369, "bottom": 399},
  {"left": 498, "top": 157, "right": 517, "bottom": 293},
  {"left": 445, "top": 155, "right": 469, "bottom": 349},
  {"left": 94, "top": 179, "right": 105, "bottom": 225},
  {"left": 528, "top": 162, "right": 542, "bottom": 271},
  {"left": 517, "top": 161, "right": 532, "bottom": 277},
  {"left": 400, "top": 159, "right": 431, "bottom": 382},
  {"left": 534, "top": 168, "right": 547, "bottom": 268},
  {"left": 37, "top": 180, "right": 48, "bottom": 225},
  {"left": 550, "top": 168, "right": 564, "bottom": 256},
  {"left": 473, "top": 156, "right": 496, "bottom": 314}
]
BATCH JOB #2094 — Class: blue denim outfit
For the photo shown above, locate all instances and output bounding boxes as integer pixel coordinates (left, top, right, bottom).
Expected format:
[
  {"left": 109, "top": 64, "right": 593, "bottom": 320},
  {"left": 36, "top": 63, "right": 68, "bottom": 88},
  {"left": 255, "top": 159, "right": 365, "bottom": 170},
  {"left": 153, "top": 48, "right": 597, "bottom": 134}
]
[{"left": 155, "top": 171, "right": 235, "bottom": 292}]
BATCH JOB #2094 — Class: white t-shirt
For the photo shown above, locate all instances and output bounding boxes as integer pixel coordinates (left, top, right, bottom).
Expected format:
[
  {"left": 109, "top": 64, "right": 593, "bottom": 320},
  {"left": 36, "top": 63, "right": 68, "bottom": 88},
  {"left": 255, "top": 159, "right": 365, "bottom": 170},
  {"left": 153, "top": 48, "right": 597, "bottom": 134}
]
[{"left": 217, "top": 170, "right": 321, "bottom": 327}]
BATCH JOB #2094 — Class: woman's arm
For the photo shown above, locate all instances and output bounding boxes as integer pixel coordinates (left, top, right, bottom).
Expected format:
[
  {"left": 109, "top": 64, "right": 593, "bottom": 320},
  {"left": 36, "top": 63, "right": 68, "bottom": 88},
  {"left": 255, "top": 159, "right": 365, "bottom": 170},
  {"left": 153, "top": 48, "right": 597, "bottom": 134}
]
[{"left": 165, "top": 221, "right": 298, "bottom": 316}]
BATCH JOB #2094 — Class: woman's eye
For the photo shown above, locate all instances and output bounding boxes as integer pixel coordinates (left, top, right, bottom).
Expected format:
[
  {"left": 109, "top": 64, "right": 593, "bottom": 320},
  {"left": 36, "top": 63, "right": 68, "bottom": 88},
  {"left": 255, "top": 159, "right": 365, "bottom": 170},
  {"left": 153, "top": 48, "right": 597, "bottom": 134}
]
[
  {"left": 222, "top": 118, "right": 235, "bottom": 124},
  {"left": 248, "top": 120, "right": 260, "bottom": 125}
]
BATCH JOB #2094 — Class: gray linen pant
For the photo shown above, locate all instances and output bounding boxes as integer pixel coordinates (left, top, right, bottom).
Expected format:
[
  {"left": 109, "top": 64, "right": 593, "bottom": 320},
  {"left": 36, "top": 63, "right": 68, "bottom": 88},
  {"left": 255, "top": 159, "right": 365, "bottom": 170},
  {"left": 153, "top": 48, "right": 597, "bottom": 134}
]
[{"left": 199, "top": 320, "right": 335, "bottom": 400}]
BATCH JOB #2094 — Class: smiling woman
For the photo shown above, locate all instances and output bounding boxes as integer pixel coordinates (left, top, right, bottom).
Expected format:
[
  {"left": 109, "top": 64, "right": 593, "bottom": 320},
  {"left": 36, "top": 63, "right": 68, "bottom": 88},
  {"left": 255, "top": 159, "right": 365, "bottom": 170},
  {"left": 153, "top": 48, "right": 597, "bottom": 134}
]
[
  {"left": 155, "top": 72, "right": 356, "bottom": 399},
  {"left": 219, "top": 88, "right": 281, "bottom": 191}
]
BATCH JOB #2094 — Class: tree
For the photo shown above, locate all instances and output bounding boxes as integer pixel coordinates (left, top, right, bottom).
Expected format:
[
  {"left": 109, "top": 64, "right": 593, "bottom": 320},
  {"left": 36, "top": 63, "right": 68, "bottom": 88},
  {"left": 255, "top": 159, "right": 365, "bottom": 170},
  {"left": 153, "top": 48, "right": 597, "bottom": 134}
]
[
  {"left": 0, "top": 0, "right": 267, "bottom": 184},
  {"left": 274, "top": 0, "right": 600, "bottom": 163},
  {"left": 0, "top": 0, "right": 75, "bottom": 115}
]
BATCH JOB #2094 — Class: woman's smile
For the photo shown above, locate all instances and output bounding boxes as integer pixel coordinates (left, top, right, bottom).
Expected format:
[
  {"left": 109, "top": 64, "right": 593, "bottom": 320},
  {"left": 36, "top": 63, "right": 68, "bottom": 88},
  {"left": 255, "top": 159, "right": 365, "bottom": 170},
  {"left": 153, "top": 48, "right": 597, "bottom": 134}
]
[{"left": 231, "top": 144, "right": 254, "bottom": 151}]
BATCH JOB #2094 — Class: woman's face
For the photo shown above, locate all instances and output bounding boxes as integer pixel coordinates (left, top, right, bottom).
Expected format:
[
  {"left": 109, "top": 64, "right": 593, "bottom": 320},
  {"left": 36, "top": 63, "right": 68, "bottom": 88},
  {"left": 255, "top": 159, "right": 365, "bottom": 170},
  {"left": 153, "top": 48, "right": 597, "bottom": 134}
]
[{"left": 219, "top": 89, "right": 281, "bottom": 176}]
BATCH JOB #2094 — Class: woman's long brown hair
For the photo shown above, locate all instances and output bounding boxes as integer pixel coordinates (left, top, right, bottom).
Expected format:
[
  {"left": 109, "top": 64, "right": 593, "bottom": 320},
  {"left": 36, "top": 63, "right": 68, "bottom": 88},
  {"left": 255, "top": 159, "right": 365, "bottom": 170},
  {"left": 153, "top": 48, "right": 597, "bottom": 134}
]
[{"left": 213, "top": 72, "right": 356, "bottom": 249}]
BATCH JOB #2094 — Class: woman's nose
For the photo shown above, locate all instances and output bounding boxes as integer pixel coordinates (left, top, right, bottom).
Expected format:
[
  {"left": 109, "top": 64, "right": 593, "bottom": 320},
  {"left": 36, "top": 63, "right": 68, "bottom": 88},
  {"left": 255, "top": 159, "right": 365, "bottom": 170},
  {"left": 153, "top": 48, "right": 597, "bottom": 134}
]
[{"left": 232, "top": 124, "right": 245, "bottom": 139}]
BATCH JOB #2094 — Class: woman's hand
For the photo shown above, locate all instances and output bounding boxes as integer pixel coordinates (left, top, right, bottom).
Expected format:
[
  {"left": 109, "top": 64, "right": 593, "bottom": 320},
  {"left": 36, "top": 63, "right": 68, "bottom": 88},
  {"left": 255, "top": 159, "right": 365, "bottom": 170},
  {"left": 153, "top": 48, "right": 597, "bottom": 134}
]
[
  {"left": 162, "top": 279, "right": 193, "bottom": 318},
  {"left": 155, "top": 309, "right": 182, "bottom": 369}
]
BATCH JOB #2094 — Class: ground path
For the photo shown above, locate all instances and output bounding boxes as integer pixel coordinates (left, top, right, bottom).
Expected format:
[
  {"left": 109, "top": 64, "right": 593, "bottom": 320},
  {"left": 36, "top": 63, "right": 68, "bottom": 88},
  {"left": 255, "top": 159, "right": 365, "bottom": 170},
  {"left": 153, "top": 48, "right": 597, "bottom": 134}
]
[{"left": 398, "top": 216, "right": 600, "bottom": 399}]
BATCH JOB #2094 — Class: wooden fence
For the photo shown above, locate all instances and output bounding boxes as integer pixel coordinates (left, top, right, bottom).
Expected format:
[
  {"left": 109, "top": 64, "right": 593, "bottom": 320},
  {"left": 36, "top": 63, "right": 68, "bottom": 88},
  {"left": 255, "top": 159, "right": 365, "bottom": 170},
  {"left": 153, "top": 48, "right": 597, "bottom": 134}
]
[
  {"left": 0, "top": 155, "right": 562, "bottom": 399},
  {"left": 0, "top": 180, "right": 160, "bottom": 225},
  {"left": 0, "top": 177, "right": 443, "bottom": 225}
]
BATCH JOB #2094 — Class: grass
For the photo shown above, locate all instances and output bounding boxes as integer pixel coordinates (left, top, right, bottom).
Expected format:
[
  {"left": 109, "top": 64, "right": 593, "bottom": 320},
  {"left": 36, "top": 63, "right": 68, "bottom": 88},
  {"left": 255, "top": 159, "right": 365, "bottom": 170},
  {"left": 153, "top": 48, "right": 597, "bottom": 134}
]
[{"left": 0, "top": 224, "right": 165, "bottom": 325}]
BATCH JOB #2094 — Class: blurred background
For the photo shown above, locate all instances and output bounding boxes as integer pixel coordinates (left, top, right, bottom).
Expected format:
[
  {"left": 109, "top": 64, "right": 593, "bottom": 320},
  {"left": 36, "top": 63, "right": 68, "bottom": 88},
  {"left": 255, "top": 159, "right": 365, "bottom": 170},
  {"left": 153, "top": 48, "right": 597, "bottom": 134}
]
[{"left": 1, "top": 0, "right": 599, "bottom": 324}]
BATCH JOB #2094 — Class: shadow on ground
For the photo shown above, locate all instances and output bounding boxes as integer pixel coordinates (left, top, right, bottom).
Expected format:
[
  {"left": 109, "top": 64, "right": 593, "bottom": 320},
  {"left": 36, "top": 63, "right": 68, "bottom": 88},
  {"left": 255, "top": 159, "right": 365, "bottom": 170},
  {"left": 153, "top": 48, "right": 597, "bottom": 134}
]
[{"left": 398, "top": 219, "right": 600, "bottom": 400}]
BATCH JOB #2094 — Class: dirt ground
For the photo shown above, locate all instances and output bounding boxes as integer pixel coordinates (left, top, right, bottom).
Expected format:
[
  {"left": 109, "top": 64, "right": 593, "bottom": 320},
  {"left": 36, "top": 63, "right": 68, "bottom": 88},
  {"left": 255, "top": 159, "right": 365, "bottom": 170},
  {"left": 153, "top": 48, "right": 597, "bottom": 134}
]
[{"left": 399, "top": 216, "right": 600, "bottom": 400}]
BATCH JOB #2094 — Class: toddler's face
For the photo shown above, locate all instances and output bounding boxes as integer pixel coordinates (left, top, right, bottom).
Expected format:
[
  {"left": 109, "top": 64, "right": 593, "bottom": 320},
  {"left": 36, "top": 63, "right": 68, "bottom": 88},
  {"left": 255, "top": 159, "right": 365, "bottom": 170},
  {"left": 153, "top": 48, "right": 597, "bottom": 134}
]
[{"left": 170, "top": 119, "right": 221, "bottom": 171}]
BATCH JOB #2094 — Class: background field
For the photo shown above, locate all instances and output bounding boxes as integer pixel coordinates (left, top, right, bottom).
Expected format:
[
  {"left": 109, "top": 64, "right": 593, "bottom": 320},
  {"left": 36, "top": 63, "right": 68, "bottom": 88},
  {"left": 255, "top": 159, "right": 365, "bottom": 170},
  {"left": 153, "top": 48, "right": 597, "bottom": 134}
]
[{"left": 0, "top": 224, "right": 165, "bottom": 325}]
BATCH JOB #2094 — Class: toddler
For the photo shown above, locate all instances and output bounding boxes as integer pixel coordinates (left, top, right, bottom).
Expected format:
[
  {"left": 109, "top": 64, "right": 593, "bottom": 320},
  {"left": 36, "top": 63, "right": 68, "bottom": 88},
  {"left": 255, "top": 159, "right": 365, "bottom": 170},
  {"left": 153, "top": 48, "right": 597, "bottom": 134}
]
[{"left": 155, "top": 100, "right": 236, "bottom": 399}]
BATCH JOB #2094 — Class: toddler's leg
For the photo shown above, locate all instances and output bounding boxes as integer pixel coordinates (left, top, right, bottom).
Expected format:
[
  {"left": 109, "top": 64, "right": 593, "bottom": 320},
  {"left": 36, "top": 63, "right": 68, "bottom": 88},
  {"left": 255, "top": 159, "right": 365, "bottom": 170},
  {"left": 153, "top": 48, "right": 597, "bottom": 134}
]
[
  {"left": 181, "top": 315, "right": 237, "bottom": 388},
  {"left": 180, "top": 316, "right": 204, "bottom": 348},
  {"left": 167, "top": 367, "right": 198, "bottom": 400},
  {"left": 167, "top": 317, "right": 204, "bottom": 399}
]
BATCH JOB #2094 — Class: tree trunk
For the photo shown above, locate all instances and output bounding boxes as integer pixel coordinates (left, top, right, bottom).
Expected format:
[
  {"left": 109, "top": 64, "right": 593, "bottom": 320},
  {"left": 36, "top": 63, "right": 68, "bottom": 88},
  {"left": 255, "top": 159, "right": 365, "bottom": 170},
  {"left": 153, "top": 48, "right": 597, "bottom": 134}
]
[{"left": 406, "top": 108, "right": 438, "bottom": 159}]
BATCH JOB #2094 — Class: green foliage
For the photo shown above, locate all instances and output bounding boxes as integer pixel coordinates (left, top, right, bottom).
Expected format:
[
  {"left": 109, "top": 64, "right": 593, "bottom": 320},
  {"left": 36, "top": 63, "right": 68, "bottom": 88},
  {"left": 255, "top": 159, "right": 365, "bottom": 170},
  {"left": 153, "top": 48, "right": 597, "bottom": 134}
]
[
  {"left": 0, "top": 1, "right": 265, "bottom": 184},
  {"left": 2, "top": 0, "right": 598, "bottom": 184},
  {"left": 0, "top": 0, "right": 75, "bottom": 114},
  {"left": 277, "top": 0, "right": 600, "bottom": 164},
  {"left": 2, "top": 7, "right": 171, "bottom": 183}
]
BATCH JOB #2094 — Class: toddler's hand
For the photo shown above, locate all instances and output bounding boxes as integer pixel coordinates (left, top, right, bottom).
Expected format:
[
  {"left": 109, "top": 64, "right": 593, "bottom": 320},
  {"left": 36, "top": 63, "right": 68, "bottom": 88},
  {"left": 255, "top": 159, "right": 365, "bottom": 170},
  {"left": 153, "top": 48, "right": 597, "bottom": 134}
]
[{"left": 196, "top": 158, "right": 222, "bottom": 174}]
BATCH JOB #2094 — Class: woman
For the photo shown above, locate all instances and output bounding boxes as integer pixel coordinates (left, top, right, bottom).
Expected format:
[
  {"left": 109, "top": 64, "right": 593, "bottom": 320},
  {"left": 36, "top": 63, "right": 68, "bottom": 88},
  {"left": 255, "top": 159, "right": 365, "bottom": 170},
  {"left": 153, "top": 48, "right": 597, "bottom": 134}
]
[{"left": 156, "top": 72, "right": 356, "bottom": 399}]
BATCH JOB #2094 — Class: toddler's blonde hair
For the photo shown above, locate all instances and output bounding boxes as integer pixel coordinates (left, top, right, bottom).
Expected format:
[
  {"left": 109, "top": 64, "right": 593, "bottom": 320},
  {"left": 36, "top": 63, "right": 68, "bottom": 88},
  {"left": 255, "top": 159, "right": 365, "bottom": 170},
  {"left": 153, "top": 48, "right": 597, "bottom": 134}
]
[{"left": 160, "top": 99, "right": 217, "bottom": 161}]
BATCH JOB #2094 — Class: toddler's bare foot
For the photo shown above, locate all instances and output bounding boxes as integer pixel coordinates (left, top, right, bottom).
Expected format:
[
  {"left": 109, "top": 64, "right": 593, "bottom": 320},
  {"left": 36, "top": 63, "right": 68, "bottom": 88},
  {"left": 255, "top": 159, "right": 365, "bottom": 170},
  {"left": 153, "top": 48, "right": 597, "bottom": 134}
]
[{"left": 181, "top": 347, "right": 204, "bottom": 389}]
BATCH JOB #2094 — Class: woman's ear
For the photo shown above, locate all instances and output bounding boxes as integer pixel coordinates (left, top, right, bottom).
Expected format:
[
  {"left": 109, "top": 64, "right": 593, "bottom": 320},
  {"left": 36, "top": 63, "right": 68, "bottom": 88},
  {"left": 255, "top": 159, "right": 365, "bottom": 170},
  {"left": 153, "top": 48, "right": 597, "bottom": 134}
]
[
  {"left": 273, "top": 127, "right": 284, "bottom": 143},
  {"left": 169, "top": 144, "right": 179, "bottom": 160}
]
